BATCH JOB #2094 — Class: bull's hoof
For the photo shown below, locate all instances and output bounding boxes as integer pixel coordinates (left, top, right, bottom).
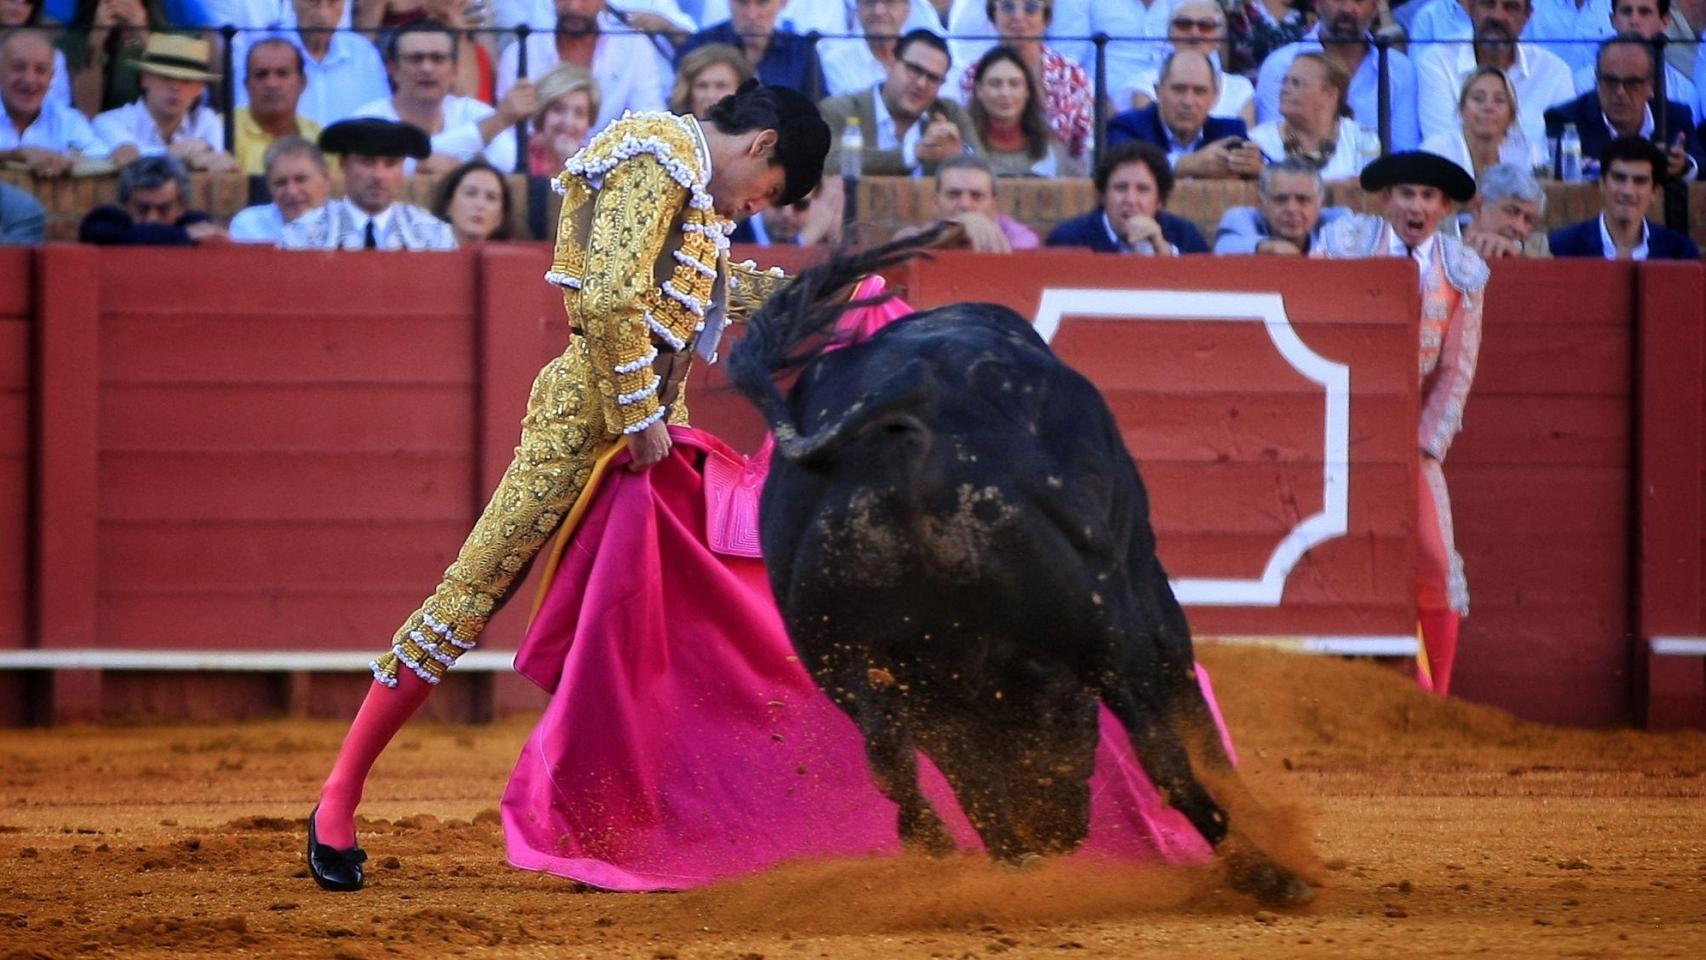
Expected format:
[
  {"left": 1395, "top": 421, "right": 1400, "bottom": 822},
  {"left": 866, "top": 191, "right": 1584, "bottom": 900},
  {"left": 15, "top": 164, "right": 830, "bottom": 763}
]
[
  {"left": 1010, "top": 852, "right": 1045, "bottom": 870},
  {"left": 1228, "top": 853, "right": 1314, "bottom": 908},
  {"left": 901, "top": 808, "right": 957, "bottom": 858}
]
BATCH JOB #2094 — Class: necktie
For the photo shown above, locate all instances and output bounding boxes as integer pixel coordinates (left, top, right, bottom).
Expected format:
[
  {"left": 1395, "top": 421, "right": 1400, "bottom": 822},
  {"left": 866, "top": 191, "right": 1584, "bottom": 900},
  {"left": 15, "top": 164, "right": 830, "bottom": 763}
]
[{"left": 363, "top": 221, "right": 378, "bottom": 250}]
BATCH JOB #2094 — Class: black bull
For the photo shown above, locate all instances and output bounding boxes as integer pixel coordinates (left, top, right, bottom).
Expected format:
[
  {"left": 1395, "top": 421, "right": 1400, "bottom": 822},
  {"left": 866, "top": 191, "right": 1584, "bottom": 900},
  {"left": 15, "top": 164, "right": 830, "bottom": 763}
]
[{"left": 726, "top": 239, "right": 1311, "bottom": 906}]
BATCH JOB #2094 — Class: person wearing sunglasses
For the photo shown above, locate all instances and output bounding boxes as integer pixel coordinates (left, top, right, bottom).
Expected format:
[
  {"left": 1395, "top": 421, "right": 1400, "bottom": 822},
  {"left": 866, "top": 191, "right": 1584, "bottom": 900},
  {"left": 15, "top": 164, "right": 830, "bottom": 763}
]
[
  {"left": 819, "top": 28, "right": 982, "bottom": 177},
  {"left": 1413, "top": 0, "right": 1572, "bottom": 146},
  {"left": 1542, "top": 34, "right": 1701, "bottom": 181},
  {"left": 1121, "top": 0, "right": 1258, "bottom": 126}
]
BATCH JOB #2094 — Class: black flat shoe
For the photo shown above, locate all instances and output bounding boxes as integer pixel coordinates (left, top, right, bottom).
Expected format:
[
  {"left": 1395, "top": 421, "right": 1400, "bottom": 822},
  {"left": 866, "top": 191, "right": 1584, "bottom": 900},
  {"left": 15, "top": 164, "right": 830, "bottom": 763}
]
[{"left": 307, "top": 804, "right": 367, "bottom": 892}]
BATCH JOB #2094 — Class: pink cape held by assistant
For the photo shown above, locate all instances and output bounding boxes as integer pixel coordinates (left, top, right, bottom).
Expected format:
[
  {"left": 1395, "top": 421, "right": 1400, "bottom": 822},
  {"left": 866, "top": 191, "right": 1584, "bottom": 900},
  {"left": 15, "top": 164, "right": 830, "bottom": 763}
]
[{"left": 500, "top": 277, "right": 1238, "bottom": 890}]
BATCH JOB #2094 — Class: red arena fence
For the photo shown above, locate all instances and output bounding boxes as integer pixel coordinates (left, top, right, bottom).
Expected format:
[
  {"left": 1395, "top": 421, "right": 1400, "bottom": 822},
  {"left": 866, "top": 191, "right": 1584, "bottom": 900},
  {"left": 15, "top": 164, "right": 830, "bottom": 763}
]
[{"left": 0, "top": 245, "right": 1700, "bottom": 729}]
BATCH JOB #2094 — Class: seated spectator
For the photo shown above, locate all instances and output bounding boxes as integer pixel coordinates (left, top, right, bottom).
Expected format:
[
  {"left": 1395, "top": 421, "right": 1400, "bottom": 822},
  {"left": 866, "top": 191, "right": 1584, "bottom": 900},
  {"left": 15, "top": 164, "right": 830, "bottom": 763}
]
[
  {"left": 356, "top": 21, "right": 529, "bottom": 175},
  {"left": 729, "top": 181, "right": 835, "bottom": 246},
  {"left": 1572, "top": 0, "right": 1695, "bottom": 112},
  {"left": 1549, "top": 135, "right": 1700, "bottom": 259},
  {"left": 527, "top": 64, "right": 598, "bottom": 176},
  {"left": 355, "top": 0, "right": 495, "bottom": 102},
  {"left": 1413, "top": 0, "right": 1572, "bottom": 146},
  {"left": 966, "top": 46, "right": 1085, "bottom": 177},
  {"left": 229, "top": 136, "right": 333, "bottom": 243},
  {"left": 496, "top": 0, "right": 669, "bottom": 137},
  {"left": 678, "top": 0, "right": 824, "bottom": 100},
  {"left": 1213, "top": 157, "right": 1349, "bottom": 253},
  {"left": 244, "top": 0, "right": 389, "bottom": 127},
  {"left": 1044, "top": 140, "right": 1210, "bottom": 254},
  {"left": 1250, "top": 51, "right": 1371, "bottom": 180},
  {"left": 280, "top": 118, "right": 458, "bottom": 250},
  {"left": 58, "top": 0, "right": 160, "bottom": 117},
  {"left": 668, "top": 43, "right": 753, "bottom": 118},
  {"left": 432, "top": 159, "right": 514, "bottom": 245},
  {"left": 1125, "top": 0, "right": 1258, "bottom": 124},
  {"left": 1255, "top": 0, "right": 1422, "bottom": 150},
  {"left": 93, "top": 34, "right": 236, "bottom": 172},
  {"left": 1461, "top": 161, "right": 1550, "bottom": 258},
  {"left": 1421, "top": 66, "right": 1547, "bottom": 177},
  {"left": 821, "top": 0, "right": 909, "bottom": 98},
  {"left": 1224, "top": 0, "right": 1314, "bottom": 78},
  {"left": 2, "top": 28, "right": 109, "bottom": 176},
  {"left": 1544, "top": 35, "right": 1701, "bottom": 181},
  {"left": 0, "top": 0, "right": 71, "bottom": 109},
  {"left": 79, "top": 153, "right": 226, "bottom": 244},
  {"left": 1107, "top": 50, "right": 1259, "bottom": 180},
  {"left": 818, "top": 29, "right": 979, "bottom": 178},
  {"left": 952, "top": 0, "right": 1092, "bottom": 163},
  {"left": 894, "top": 154, "right": 1039, "bottom": 252},
  {"left": 234, "top": 38, "right": 322, "bottom": 177},
  {"left": 0, "top": 180, "right": 46, "bottom": 243}
]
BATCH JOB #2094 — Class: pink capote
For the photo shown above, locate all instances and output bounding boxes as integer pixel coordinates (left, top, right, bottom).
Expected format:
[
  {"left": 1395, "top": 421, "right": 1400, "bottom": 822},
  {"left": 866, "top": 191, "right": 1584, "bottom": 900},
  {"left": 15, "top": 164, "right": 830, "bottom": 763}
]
[{"left": 501, "top": 279, "right": 1237, "bottom": 891}]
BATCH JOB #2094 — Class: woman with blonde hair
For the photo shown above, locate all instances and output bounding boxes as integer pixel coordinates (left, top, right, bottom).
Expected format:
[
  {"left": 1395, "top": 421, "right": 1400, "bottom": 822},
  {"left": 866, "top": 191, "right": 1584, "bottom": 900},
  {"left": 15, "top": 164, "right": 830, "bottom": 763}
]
[
  {"left": 1420, "top": 67, "right": 1545, "bottom": 179},
  {"left": 526, "top": 64, "right": 601, "bottom": 176},
  {"left": 1248, "top": 51, "right": 1370, "bottom": 180},
  {"left": 669, "top": 43, "right": 754, "bottom": 119}
]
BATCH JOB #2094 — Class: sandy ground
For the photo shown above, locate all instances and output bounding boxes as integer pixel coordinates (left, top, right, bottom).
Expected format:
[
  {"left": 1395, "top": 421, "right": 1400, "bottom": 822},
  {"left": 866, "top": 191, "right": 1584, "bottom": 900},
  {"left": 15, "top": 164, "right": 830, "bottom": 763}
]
[{"left": 2, "top": 646, "right": 1704, "bottom": 960}]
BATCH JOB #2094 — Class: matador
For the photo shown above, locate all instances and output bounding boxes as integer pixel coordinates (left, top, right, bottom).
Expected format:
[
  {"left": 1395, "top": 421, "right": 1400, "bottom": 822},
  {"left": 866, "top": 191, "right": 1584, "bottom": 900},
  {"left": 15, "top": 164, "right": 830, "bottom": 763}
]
[{"left": 306, "top": 83, "right": 831, "bottom": 891}]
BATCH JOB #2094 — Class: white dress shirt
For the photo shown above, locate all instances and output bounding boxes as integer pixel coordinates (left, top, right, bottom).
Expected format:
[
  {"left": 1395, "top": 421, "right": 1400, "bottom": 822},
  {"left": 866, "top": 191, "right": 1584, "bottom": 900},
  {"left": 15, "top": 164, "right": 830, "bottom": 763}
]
[
  {"left": 1415, "top": 43, "right": 1575, "bottom": 146},
  {"left": 352, "top": 94, "right": 518, "bottom": 174},
  {"left": 821, "top": 37, "right": 890, "bottom": 98},
  {"left": 1126, "top": 53, "right": 1256, "bottom": 119},
  {"left": 227, "top": 202, "right": 286, "bottom": 242},
  {"left": 1255, "top": 29, "right": 1423, "bottom": 150},
  {"left": 1249, "top": 117, "right": 1371, "bottom": 179},
  {"left": 869, "top": 81, "right": 927, "bottom": 175},
  {"left": 494, "top": 13, "right": 669, "bottom": 139},
  {"left": 1525, "top": 0, "right": 1616, "bottom": 75},
  {"left": 1, "top": 98, "right": 109, "bottom": 157},
  {"left": 278, "top": 197, "right": 458, "bottom": 251},
  {"left": 92, "top": 100, "right": 225, "bottom": 154},
  {"left": 1420, "top": 128, "right": 1547, "bottom": 175},
  {"left": 236, "top": 31, "right": 389, "bottom": 127},
  {"left": 1597, "top": 212, "right": 1650, "bottom": 259}
]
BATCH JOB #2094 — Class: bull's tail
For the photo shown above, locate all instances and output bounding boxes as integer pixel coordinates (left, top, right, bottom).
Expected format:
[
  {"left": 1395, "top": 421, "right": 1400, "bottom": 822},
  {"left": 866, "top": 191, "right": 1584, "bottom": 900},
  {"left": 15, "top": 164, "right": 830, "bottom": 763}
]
[{"left": 726, "top": 228, "right": 946, "bottom": 464}]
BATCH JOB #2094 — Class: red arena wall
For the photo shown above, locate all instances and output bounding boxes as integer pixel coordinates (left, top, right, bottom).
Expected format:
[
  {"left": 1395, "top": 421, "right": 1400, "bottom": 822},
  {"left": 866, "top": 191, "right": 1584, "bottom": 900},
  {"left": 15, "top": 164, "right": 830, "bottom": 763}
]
[{"left": 2, "top": 245, "right": 1703, "bottom": 729}]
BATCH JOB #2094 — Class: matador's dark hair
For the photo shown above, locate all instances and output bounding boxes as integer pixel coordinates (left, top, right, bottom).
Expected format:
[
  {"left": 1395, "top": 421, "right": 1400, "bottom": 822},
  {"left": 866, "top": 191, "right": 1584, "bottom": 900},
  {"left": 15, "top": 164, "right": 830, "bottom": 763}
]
[{"left": 706, "top": 79, "right": 831, "bottom": 207}]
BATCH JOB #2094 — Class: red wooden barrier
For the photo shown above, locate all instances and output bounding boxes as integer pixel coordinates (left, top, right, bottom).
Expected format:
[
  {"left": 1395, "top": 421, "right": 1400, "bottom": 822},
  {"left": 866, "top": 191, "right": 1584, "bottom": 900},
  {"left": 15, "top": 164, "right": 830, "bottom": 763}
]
[{"left": 0, "top": 250, "right": 30, "bottom": 725}]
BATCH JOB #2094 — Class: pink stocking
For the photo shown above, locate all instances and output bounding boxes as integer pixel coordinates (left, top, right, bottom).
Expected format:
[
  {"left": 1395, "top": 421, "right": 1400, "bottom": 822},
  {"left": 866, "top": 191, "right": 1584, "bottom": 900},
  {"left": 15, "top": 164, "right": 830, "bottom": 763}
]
[
  {"left": 314, "top": 670, "right": 434, "bottom": 849},
  {"left": 1418, "top": 609, "right": 1461, "bottom": 697}
]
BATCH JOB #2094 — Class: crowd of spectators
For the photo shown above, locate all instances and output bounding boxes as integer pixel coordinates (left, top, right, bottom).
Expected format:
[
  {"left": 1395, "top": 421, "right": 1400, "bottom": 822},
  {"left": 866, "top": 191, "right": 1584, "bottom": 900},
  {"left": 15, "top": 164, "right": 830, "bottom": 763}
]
[{"left": 0, "top": 0, "right": 1702, "bottom": 259}]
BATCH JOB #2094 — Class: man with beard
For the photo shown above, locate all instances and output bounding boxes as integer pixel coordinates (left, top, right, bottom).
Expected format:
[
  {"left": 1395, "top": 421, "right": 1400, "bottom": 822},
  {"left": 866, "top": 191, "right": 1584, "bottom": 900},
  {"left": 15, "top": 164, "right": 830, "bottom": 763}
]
[
  {"left": 278, "top": 118, "right": 458, "bottom": 251},
  {"left": 1569, "top": 0, "right": 1697, "bottom": 111},
  {"left": 1316, "top": 151, "right": 1486, "bottom": 697},
  {"left": 680, "top": 0, "right": 825, "bottom": 99},
  {"left": 497, "top": 0, "right": 670, "bottom": 137},
  {"left": 1415, "top": 0, "right": 1574, "bottom": 144},
  {"left": 1255, "top": 0, "right": 1423, "bottom": 150},
  {"left": 1550, "top": 135, "right": 1700, "bottom": 257},
  {"left": 1544, "top": 35, "right": 1701, "bottom": 180},
  {"left": 1461, "top": 161, "right": 1551, "bottom": 257},
  {"left": 818, "top": 29, "right": 978, "bottom": 177},
  {"left": 1213, "top": 158, "right": 1349, "bottom": 253},
  {"left": 356, "top": 22, "right": 533, "bottom": 175},
  {"left": 229, "top": 137, "right": 334, "bottom": 243}
]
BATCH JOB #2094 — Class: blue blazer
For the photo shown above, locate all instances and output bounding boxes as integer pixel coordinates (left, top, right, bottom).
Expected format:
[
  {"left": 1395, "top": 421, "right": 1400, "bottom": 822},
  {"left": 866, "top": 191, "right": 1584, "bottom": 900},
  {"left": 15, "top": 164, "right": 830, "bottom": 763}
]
[
  {"left": 1045, "top": 208, "right": 1210, "bottom": 254},
  {"left": 1542, "top": 92, "right": 1705, "bottom": 172},
  {"left": 1105, "top": 104, "right": 1249, "bottom": 152},
  {"left": 1548, "top": 216, "right": 1701, "bottom": 260}
]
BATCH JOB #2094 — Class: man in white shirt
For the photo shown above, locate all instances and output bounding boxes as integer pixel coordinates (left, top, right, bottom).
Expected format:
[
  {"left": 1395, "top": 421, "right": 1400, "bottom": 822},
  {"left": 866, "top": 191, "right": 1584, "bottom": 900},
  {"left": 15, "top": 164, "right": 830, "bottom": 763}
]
[
  {"left": 232, "top": 0, "right": 389, "bottom": 127},
  {"left": 1122, "top": 0, "right": 1257, "bottom": 122},
  {"left": 495, "top": 0, "right": 669, "bottom": 139},
  {"left": 1, "top": 29, "right": 109, "bottom": 176},
  {"left": 1256, "top": 0, "right": 1424, "bottom": 149},
  {"left": 1526, "top": 0, "right": 1616, "bottom": 74},
  {"left": 1415, "top": 0, "right": 1574, "bottom": 144},
  {"left": 280, "top": 118, "right": 458, "bottom": 251},
  {"left": 822, "top": 0, "right": 910, "bottom": 97},
  {"left": 230, "top": 135, "right": 333, "bottom": 242},
  {"left": 1572, "top": 0, "right": 1698, "bottom": 115},
  {"left": 93, "top": 34, "right": 238, "bottom": 171},
  {"left": 356, "top": 21, "right": 533, "bottom": 174}
]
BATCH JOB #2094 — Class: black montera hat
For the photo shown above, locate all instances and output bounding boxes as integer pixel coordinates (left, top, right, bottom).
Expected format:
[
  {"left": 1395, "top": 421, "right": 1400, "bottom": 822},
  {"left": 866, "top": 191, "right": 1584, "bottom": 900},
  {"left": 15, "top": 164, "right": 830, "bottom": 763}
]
[
  {"left": 1359, "top": 151, "right": 1477, "bottom": 203},
  {"left": 318, "top": 118, "right": 432, "bottom": 159}
]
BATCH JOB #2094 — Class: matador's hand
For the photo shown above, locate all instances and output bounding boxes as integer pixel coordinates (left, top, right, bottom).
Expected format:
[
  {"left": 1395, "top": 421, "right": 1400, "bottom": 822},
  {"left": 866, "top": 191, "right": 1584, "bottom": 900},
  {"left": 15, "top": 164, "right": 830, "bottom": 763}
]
[{"left": 629, "top": 419, "right": 672, "bottom": 471}]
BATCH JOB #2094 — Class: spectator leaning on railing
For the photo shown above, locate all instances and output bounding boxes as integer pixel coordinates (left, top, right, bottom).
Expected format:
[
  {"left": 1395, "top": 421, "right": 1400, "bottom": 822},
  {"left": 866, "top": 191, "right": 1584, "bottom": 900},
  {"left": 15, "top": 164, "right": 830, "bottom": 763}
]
[
  {"left": 79, "top": 152, "right": 227, "bottom": 244},
  {"left": 1107, "top": 49, "right": 1260, "bottom": 180},
  {"left": 2, "top": 27, "right": 110, "bottom": 175},
  {"left": 893, "top": 153, "right": 1040, "bottom": 252},
  {"left": 0, "top": 0, "right": 73, "bottom": 109},
  {"left": 233, "top": 37, "right": 322, "bottom": 176},
  {"left": 1549, "top": 134, "right": 1701, "bottom": 258},
  {"left": 1460, "top": 160, "right": 1550, "bottom": 258},
  {"left": 818, "top": 29, "right": 979, "bottom": 178},
  {"left": 228, "top": 135, "right": 332, "bottom": 242},
  {"left": 92, "top": 33, "right": 237, "bottom": 171},
  {"left": 1045, "top": 140, "right": 1211, "bottom": 255},
  {"left": 1213, "top": 156, "right": 1349, "bottom": 252}
]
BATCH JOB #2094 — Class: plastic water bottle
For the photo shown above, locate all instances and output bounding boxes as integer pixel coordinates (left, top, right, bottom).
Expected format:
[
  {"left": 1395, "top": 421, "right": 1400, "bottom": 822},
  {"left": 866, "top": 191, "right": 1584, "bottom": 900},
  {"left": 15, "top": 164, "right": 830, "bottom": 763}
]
[
  {"left": 840, "top": 115, "right": 863, "bottom": 181},
  {"left": 1560, "top": 123, "right": 1582, "bottom": 181}
]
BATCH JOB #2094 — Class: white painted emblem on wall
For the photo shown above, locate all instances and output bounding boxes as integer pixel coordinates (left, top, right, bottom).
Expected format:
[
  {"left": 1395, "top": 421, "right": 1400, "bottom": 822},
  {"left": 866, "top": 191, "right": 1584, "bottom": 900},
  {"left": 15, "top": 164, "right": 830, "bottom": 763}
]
[{"left": 1033, "top": 289, "right": 1350, "bottom": 607}]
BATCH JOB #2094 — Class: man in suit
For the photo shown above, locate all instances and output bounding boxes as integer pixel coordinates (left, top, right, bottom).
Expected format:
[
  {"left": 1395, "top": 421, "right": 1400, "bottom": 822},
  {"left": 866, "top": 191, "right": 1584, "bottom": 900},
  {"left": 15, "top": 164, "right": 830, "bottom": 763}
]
[
  {"left": 1214, "top": 158, "right": 1350, "bottom": 253},
  {"left": 818, "top": 29, "right": 979, "bottom": 177},
  {"left": 1106, "top": 50, "right": 1260, "bottom": 180},
  {"left": 1544, "top": 34, "right": 1702, "bottom": 181},
  {"left": 1044, "top": 141, "right": 1210, "bottom": 254},
  {"left": 1550, "top": 135, "right": 1701, "bottom": 258}
]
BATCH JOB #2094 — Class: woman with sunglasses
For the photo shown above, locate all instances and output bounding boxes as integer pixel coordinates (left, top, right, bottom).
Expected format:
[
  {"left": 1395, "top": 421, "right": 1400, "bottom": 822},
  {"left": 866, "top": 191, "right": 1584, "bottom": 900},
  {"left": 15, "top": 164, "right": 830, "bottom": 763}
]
[{"left": 955, "top": 0, "right": 1092, "bottom": 163}]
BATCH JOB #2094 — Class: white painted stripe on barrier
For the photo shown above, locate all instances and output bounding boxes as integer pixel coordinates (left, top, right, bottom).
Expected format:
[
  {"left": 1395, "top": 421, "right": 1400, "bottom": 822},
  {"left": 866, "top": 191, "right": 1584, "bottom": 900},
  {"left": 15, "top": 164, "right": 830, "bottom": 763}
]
[
  {"left": 1650, "top": 636, "right": 1706, "bottom": 656},
  {"left": 0, "top": 650, "right": 517, "bottom": 671},
  {"left": 0, "top": 637, "right": 1419, "bottom": 671}
]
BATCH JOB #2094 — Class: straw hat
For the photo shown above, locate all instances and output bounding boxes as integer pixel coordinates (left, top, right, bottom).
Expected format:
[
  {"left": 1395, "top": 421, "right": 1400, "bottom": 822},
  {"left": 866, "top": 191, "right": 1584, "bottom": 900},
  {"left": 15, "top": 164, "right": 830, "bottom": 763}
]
[{"left": 136, "top": 34, "right": 220, "bottom": 82}]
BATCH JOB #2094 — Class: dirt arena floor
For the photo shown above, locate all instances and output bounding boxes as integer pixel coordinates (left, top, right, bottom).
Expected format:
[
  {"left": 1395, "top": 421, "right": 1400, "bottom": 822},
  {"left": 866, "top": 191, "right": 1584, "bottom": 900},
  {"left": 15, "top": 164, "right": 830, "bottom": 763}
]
[{"left": 2, "top": 646, "right": 1704, "bottom": 960}]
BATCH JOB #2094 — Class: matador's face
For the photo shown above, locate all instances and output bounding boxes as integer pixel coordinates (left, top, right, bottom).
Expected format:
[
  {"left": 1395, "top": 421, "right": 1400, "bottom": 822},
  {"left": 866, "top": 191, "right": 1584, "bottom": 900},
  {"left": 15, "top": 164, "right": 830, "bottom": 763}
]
[{"left": 708, "top": 131, "right": 787, "bottom": 220}]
